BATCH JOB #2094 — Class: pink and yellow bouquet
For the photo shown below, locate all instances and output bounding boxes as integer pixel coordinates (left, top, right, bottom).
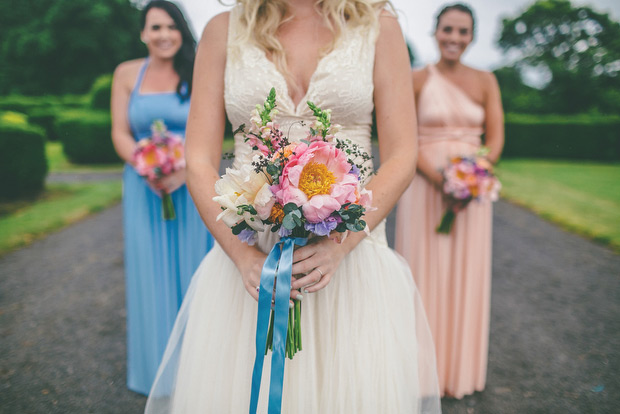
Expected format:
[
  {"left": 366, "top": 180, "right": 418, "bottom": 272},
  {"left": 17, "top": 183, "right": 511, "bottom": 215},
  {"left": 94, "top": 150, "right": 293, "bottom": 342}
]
[
  {"left": 133, "top": 120, "right": 185, "bottom": 220},
  {"left": 214, "top": 88, "right": 373, "bottom": 361},
  {"left": 437, "top": 150, "right": 501, "bottom": 234}
]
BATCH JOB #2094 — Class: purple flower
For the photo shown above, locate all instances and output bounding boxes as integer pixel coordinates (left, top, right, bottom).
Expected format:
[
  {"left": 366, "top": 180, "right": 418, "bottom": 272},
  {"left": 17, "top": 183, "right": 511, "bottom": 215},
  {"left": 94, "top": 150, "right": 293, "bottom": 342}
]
[
  {"left": 278, "top": 226, "right": 293, "bottom": 238},
  {"left": 349, "top": 165, "right": 360, "bottom": 179},
  {"left": 304, "top": 216, "right": 339, "bottom": 236},
  {"left": 238, "top": 228, "right": 258, "bottom": 245}
]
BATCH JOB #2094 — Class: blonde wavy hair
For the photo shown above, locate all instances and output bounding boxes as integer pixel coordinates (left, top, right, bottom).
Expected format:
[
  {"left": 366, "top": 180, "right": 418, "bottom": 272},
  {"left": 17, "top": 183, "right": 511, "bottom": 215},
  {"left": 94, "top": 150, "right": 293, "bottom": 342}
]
[{"left": 223, "top": 0, "right": 393, "bottom": 91}]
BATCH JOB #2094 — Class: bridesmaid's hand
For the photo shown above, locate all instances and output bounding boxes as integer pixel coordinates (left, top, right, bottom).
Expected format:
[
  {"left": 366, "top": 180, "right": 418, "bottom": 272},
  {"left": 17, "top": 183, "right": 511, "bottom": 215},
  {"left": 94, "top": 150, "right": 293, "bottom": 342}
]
[
  {"left": 446, "top": 196, "right": 470, "bottom": 213},
  {"left": 158, "top": 168, "right": 187, "bottom": 195},
  {"left": 290, "top": 236, "right": 349, "bottom": 295},
  {"left": 145, "top": 177, "right": 163, "bottom": 196},
  {"left": 426, "top": 170, "right": 444, "bottom": 191}
]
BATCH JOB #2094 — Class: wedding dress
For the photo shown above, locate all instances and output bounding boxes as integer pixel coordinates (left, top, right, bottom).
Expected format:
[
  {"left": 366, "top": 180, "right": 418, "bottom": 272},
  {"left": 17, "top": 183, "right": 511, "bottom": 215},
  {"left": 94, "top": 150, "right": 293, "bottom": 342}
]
[{"left": 145, "top": 7, "right": 441, "bottom": 413}]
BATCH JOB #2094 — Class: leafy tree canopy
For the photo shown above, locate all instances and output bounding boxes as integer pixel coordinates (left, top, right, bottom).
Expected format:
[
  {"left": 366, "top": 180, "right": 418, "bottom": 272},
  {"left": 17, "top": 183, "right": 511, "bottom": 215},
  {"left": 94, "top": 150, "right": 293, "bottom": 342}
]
[
  {"left": 498, "top": 0, "right": 620, "bottom": 114},
  {"left": 0, "top": 0, "right": 145, "bottom": 95}
]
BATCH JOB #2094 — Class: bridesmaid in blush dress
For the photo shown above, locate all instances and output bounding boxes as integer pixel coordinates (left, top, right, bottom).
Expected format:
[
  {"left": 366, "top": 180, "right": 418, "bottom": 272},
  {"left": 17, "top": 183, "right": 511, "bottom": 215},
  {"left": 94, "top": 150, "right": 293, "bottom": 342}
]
[
  {"left": 110, "top": 1, "right": 213, "bottom": 395},
  {"left": 395, "top": 3, "right": 504, "bottom": 399}
]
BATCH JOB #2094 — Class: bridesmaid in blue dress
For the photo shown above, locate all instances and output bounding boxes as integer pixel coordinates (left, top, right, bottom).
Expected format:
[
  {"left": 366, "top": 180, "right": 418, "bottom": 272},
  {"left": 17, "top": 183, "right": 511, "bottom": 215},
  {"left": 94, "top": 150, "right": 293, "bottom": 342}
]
[{"left": 110, "top": 1, "right": 213, "bottom": 395}]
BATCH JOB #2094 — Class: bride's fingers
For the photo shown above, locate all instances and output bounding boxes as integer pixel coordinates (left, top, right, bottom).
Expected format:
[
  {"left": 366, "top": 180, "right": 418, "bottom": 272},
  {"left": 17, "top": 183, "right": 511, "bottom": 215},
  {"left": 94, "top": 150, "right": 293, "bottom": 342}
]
[
  {"left": 303, "top": 271, "right": 331, "bottom": 293},
  {"left": 245, "top": 283, "right": 259, "bottom": 301},
  {"left": 292, "top": 244, "right": 316, "bottom": 263},
  {"left": 289, "top": 289, "right": 304, "bottom": 301},
  {"left": 291, "top": 268, "right": 324, "bottom": 291},
  {"left": 291, "top": 253, "right": 323, "bottom": 275}
]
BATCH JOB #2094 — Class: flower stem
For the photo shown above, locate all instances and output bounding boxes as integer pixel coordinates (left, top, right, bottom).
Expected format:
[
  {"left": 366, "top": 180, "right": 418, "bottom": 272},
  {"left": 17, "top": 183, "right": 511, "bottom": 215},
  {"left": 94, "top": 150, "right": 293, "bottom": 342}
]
[
  {"left": 161, "top": 193, "right": 176, "bottom": 220},
  {"left": 436, "top": 209, "right": 456, "bottom": 234}
]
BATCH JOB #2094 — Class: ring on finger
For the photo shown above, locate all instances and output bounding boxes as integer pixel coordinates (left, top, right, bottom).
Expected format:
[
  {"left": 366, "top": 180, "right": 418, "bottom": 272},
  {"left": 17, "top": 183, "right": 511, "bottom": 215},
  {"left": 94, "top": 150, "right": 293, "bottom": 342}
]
[{"left": 316, "top": 268, "right": 324, "bottom": 278}]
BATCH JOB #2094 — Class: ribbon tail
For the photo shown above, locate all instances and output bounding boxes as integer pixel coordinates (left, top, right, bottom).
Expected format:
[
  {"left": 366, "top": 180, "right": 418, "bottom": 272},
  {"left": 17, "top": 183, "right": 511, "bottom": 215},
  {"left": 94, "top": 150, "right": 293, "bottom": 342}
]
[
  {"left": 267, "top": 239, "right": 296, "bottom": 414},
  {"left": 249, "top": 243, "right": 282, "bottom": 414}
]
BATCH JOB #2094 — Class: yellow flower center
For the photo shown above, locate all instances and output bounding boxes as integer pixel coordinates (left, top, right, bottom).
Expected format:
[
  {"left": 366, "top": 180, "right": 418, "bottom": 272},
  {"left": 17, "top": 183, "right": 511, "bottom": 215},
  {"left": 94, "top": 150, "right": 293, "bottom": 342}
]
[
  {"left": 298, "top": 161, "right": 335, "bottom": 198},
  {"left": 269, "top": 203, "right": 285, "bottom": 224},
  {"left": 144, "top": 150, "right": 159, "bottom": 166}
]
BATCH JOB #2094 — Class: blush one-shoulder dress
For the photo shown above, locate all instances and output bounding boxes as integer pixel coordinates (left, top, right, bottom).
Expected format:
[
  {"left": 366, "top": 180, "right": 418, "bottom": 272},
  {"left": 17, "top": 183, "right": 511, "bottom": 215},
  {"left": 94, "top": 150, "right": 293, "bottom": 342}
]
[
  {"left": 123, "top": 59, "right": 214, "bottom": 395},
  {"left": 395, "top": 64, "right": 492, "bottom": 399},
  {"left": 144, "top": 8, "right": 441, "bottom": 414}
]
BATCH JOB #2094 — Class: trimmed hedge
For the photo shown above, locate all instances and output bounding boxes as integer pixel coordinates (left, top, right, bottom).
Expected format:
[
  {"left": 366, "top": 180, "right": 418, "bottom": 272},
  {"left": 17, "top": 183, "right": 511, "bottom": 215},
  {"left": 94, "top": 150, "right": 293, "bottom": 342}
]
[
  {"left": 0, "top": 95, "right": 88, "bottom": 116},
  {"left": 89, "top": 74, "right": 113, "bottom": 110},
  {"left": 55, "top": 109, "right": 120, "bottom": 164},
  {"left": 1, "top": 111, "right": 28, "bottom": 126},
  {"left": 0, "top": 118, "right": 47, "bottom": 199},
  {"left": 28, "top": 107, "right": 61, "bottom": 141},
  {"left": 503, "top": 113, "right": 620, "bottom": 161}
]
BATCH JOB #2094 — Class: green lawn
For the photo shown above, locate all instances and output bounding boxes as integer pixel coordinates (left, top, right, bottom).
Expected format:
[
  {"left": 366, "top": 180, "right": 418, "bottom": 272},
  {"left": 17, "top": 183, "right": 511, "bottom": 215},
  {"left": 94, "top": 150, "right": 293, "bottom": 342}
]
[
  {"left": 496, "top": 159, "right": 620, "bottom": 251},
  {"left": 0, "top": 181, "right": 122, "bottom": 255}
]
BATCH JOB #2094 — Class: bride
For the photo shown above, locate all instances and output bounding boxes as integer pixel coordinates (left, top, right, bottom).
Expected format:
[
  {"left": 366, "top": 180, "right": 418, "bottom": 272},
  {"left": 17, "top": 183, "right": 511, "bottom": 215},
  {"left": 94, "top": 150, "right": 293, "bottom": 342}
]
[{"left": 145, "top": 0, "right": 441, "bottom": 413}]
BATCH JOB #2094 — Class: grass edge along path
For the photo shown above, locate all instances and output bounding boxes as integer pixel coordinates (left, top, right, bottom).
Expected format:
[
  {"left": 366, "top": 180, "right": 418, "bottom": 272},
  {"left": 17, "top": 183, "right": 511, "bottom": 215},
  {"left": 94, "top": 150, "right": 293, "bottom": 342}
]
[
  {"left": 496, "top": 159, "right": 620, "bottom": 252},
  {"left": 0, "top": 181, "right": 122, "bottom": 255},
  {"left": 46, "top": 141, "right": 122, "bottom": 173}
]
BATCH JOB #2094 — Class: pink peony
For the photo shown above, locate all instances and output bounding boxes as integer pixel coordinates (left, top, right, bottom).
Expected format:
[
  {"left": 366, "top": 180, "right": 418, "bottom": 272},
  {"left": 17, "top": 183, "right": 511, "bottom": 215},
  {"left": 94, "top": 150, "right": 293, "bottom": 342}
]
[
  {"left": 272, "top": 140, "right": 359, "bottom": 223},
  {"left": 134, "top": 141, "right": 168, "bottom": 180}
]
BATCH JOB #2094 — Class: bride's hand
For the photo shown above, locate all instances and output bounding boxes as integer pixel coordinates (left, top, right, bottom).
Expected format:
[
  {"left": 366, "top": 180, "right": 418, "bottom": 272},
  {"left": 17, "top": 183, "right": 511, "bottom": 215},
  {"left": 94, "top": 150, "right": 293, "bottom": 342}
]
[
  {"left": 290, "top": 236, "right": 349, "bottom": 295},
  {"left": 236, "top": 248, "right": 267, "bottom": 301}
]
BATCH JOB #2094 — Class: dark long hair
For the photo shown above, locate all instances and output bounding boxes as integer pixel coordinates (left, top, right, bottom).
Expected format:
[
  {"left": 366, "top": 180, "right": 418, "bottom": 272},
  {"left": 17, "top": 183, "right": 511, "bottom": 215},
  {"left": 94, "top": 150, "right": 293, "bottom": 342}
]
[
  {"left": 435, "top": 3, "right": 476, "bottom": 38},
  {"left": 141, "top": 1, "right": 196, "bottom": 100}
]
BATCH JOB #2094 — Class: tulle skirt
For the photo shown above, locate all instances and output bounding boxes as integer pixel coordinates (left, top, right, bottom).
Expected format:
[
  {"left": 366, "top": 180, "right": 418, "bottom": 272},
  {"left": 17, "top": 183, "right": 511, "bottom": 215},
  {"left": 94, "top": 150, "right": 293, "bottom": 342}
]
[{"left": 145, "top": 221, "right": 441, "bottom": 413}]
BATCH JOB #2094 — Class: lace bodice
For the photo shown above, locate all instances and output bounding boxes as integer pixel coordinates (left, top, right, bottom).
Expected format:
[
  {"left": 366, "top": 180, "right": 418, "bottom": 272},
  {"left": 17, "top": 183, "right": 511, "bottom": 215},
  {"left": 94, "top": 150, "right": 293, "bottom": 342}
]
[
  {"left": 224, "top": 7, "right": 378, "bottom": 165},
  {"left": 223, "top": 7, "right": 387, "bottom": 248}
]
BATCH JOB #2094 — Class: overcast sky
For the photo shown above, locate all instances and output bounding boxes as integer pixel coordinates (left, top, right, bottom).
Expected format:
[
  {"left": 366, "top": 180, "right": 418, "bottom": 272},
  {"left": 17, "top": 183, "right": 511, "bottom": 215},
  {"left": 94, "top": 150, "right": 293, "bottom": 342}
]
[{"left": 175, "top": 0, "right": 620, "bottom": 71}]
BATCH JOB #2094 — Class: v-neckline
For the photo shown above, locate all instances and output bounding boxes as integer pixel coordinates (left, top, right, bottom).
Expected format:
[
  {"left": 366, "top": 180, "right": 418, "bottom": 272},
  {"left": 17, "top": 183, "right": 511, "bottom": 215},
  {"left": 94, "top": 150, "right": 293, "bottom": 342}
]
[
  {"left": 255, "top": 37, "right": 343, "bottom": 114},
  {"left": 429, "top": 64, "right": 484, "bottom": 109}
]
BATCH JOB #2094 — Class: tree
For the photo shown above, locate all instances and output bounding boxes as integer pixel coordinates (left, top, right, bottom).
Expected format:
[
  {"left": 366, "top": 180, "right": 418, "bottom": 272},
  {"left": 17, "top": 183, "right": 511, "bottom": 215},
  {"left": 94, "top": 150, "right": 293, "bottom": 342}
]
[
  {"left": 0, "top": 0, "right": 144, "bottom": 95},
  {"left": 493, "top": 66, "right": 548, "bottom": 114},
  {"left": 498, "top": 0, "right": 620, "bottom": 114}
]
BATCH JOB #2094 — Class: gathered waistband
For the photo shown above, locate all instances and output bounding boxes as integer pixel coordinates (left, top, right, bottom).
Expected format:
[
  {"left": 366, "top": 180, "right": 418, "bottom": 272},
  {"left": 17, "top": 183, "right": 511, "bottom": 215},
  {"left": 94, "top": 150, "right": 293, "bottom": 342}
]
[{"left": 418, "top": 126, "right": 483, "bottom": 146}]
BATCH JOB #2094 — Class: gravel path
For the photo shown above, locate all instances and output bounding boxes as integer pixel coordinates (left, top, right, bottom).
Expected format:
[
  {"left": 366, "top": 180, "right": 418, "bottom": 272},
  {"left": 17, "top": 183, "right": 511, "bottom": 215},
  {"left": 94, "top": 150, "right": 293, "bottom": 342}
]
[
  {"left": 46, "top": 171, "right": 123, "bottom": 183},
  {"left": 1, "top": 199, "right": 618, "bottom": 413}
]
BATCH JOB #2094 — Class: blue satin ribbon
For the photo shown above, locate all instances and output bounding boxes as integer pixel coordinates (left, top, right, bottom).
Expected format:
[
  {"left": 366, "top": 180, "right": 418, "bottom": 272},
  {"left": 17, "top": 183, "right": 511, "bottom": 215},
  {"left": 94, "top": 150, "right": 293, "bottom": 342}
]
[{"left": 249, "top": 236, "right": 307, "bottom": 414}]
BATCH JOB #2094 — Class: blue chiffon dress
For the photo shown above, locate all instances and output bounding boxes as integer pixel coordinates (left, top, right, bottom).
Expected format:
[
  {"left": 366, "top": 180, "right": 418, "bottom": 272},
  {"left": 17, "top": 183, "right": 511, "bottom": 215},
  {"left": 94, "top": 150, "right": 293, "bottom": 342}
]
[{"left": 123, "top": 59, "right": 214, "bottom": 395}]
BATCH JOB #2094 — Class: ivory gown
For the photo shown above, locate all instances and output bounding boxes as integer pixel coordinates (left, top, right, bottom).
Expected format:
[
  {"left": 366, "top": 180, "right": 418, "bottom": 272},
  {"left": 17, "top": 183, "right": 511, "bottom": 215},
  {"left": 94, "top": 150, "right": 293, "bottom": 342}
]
[
  {"left": 144, "top": 7, "right": 441, "bottom": 414},
  {"left": 395, "top": 64, "right": 492, "bottom": 399}
]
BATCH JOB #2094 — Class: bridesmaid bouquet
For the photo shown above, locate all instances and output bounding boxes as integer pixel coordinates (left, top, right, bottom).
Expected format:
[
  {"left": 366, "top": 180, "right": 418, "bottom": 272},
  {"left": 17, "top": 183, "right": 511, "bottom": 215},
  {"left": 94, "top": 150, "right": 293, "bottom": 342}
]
[
  {"left": 133, "top": 120, "right": 185, "bottom": 220},
  {"left": 437, "top": 149, "right": 501, "bottom": 234},
  {"left": 214, "top": 88, "right": 373, "bottom": 358}
]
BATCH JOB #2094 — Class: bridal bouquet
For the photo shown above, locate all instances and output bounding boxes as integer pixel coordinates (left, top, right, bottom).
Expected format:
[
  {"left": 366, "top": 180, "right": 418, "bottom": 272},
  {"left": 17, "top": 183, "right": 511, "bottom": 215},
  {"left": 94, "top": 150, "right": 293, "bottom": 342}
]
[
  {"left": 215, "top": 88, "right": 372, "bottom": 354},
  {"left": 133, "top": 120, "right": 185, "bottom": 220},
  {"left": 214, "top": 88, "right": 373, "bottom": 414},
  {"left": 437, "top": 148, "right": 501, "bottom": 234}
]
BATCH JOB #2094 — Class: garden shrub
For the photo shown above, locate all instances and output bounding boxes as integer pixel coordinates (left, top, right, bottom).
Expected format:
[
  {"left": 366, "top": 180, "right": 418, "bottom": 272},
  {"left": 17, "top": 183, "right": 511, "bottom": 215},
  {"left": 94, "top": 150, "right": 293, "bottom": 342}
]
[
  {"left": 89, "top": 74, "right": 113, "bottom": 110},
  {"left": 0, "top": 111, "right": 28, "bottom": 126},
  {"left": 29, "top": 107, "right": 61, "bottom": 141},
  {"left": 503, "top": 114, "right": 620, "bottom": 161},
  {"left": 55, "top": 109, "right": 119, "bottom": 164},
  {"left": 0, "top": 95, "right": 56, "bottom": 115},
  {"left": 0, "top": 119, "right": 47, "bottom": 199}
]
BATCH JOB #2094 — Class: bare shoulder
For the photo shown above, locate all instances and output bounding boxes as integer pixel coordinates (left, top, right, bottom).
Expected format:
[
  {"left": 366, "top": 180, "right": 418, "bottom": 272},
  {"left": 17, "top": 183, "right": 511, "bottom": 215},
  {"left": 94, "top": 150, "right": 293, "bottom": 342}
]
[
  {"left": 377, "top": 9, "right": 404, "bottom": 41},
  {"left": 464, "top": 65, "right": 498, "bottom": 87},
  {"left": 412, "top": 67, "right": 429, "bottom": 94},
  {"left": 113, "top": 58, "right": 144, "bottom": 89},
  {"left": 202, "top": 11, "right": 230, "bottom": 40}
]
